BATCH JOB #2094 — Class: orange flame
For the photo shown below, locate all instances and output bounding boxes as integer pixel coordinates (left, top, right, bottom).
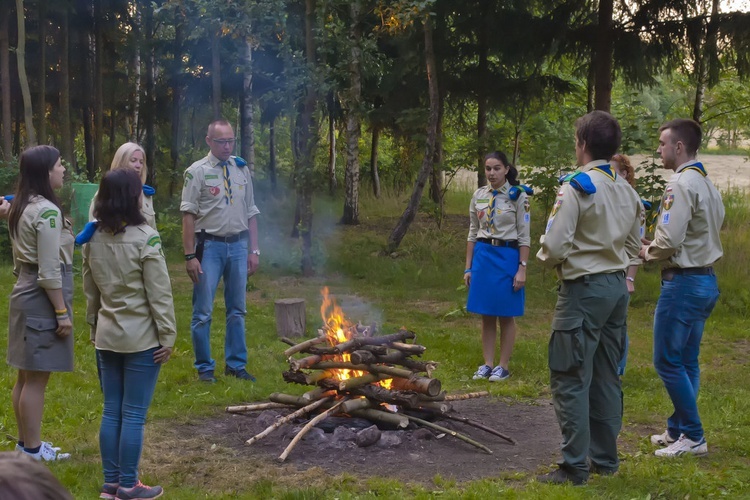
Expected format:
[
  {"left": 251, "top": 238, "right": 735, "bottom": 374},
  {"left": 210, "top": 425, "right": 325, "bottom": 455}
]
[{"left": 320, "top": 287, "right": 364, "bottom": 381}]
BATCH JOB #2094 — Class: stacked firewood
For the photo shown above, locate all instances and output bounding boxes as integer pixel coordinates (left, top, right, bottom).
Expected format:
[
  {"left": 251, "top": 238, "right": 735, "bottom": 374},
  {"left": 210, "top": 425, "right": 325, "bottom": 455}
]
[{"left": 229, "top": 326, "right": 516, "bottom": 462}]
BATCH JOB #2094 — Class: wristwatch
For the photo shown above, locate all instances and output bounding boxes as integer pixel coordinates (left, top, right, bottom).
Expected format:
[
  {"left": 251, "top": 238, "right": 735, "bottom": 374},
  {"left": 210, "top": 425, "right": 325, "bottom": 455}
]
[
  {"left": 519, "top": 261, "right": 527, "bottom": 267},
  {"left": 250, "top": 249, "right": 261, "bottom": 256}
]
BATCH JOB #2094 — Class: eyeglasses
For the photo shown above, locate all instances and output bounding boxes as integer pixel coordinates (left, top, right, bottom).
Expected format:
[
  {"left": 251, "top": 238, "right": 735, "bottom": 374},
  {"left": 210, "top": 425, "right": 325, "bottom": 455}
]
[{"left": 211, "top": 138, "right": 236, "bottom": 145}]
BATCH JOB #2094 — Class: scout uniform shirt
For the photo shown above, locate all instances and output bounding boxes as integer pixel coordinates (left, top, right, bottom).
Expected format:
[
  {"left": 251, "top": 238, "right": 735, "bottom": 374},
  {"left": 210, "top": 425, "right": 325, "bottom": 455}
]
[
  {"left": 644, "top": 160, "right": 724, "bottom": 268},
  {"left": 82, "top": 225, "right": 177, "bottom": 352},
  {"left": 467, "top": 182, "right": 531, "bottom": 246},
  {"left": 537, "top": 160, "right": 642, "bottom": 280},
  {"left": 88, "top": 191, "right": 157, "bottom": 230},
  {"left": 180, "top": 153, "right": 260, "bottom": 237},
  {"left": 11, "top": 196, "right": 73, "bottom": 288}
]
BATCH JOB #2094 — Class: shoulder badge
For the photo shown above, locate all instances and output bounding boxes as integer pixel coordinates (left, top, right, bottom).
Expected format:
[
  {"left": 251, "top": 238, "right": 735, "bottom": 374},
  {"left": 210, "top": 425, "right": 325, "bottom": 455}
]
[
  {"left": 40, "top": 208, "right": 59, "bottom": 219},
  {"left": 147, "top": 235, "right": 161, "bottom": 248}
]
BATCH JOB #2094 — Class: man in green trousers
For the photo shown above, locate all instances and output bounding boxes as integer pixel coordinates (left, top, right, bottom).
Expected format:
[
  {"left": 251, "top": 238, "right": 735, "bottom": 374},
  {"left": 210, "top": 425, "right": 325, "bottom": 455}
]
[{"left": 536, "top": 110, "right": 642, "bottom": 485}]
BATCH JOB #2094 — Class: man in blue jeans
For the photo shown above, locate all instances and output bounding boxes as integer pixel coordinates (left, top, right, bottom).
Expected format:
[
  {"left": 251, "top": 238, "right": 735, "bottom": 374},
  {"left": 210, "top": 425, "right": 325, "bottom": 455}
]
[
  {"left": 640, "top": 118, "right": 724, "bottom": 457},
  {"left": 181, "top": 119, "right": 261, "bottom": 382}
]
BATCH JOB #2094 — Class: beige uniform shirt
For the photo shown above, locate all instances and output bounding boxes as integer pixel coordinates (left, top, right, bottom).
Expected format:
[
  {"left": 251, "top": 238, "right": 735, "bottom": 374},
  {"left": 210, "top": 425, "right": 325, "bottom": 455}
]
[
  {"left": 180, "top": 153, "right": 260, "bottom": 237},
  {"left": 644, "top": 160, "right": 724, "bottom": 268},
  {"left": 82, "top": 225, "right": 177, "bottom": 352},
  {"left": 537, "top": 160, "right": 642, "bottom": 280},
  {"left": 89, "top": 190, "right": 157, "bottom": 230},
  {"left": 11, "top": 196, "right": 74, "bottom": 289},
  {"left": 467, "top": 182, "right": 531, "bottom": 246}
]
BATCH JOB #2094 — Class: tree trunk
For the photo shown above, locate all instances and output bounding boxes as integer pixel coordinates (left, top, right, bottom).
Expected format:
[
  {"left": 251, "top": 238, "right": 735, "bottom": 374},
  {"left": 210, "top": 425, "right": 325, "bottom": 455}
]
[
  {"left": 0, "top": 7, "right": 12, "bottom": 160},
  {"left": 586, "top": 49, "right": 595, "bottom": 113},
  {"left": 15, "top": 0, "right": 37, "bottom": 146},
  {"left": 211, "top": 26, "right": 221, "bottom": 119},
  {"left": 370, "top": 126, "right": 380, "bottom": 198},
  {"left": 169, "top": 24, "right": 183, "bottom": 198},
  {"left": 692, "top": 0, "right": 720, "bottom": 124},
  {"left": 241, "top": 38, "right": 255, "bottom": 173},
  {"left": 129, "top": 6, "right": 141, "bottom": 142},
  {"left": 79, "top": 15, "right": 94, "bottom": 178},
  {"left": 386, "top": 15, "right": 439, "bottom": 253},
  {"left": 341, "top": 0, "right": 362, "bottom": 225},
  {"left": 93, "top": 0, "right": 103, "bottom": 171},
  {"left": 327, "top": 91, "right": 336, "bottom": 195},
  {"left": 37, "top": 0, "right": 46, "bottom": 144},
  {"left": 476, "top": 11, "right": 489, "bottom": 188},
  {"left": 59, "top": 1, "right": 73, "bottom": 167},
  {"left": 593, "top": 0, "right": 614, "bottom": 112},
  {"left": 143, "top": 3, "right": 156, "bottom": 185},
  {"left": 429, "top": 89, "right": 444, "bottom": 207},
  {"left": 269, "top": 116, "right": 277, "bottom": 192}
]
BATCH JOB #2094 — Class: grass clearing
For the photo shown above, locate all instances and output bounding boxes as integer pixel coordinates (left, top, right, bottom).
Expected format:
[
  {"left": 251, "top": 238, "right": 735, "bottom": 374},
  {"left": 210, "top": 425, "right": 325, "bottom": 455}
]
[{"left": 1, "top": 185, "right": 749, "bottom": 498}]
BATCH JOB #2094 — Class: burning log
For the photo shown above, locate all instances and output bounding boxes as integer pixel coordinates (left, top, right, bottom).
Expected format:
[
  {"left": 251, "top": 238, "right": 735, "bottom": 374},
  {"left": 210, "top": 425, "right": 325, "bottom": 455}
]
[
  {"left": 351, "top": 385, "right": 421, "bottom": 408},
  {"left": 282, "top": 335, "right": 327, "bottom": 357},
  {"left": 289, "top": 355, "right": 323, "bottom": 371},
  {"left": 388, "top": 374, "right": 442, "bottom": 397},
  {"left": 333, "top": 329, "right": 416, "bottom": 354},
  {"left": 282, "top": 370, "right": 333, "bottom": 386}
]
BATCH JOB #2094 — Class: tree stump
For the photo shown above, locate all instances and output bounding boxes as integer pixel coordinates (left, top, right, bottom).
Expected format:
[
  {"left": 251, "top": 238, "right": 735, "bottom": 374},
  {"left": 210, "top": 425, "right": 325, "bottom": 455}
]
[{"left": 275, "top": 298, "right": 306, "bottom": 338}]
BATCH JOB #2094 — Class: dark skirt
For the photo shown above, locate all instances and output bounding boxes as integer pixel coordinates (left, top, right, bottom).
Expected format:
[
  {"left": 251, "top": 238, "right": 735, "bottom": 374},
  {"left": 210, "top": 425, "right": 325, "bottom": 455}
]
[
  {"left": 7, "top": 264, "right": 74, "bottom": 372},
  {"left": 466, "top": 242, "right": 525, "bottom": 317}
]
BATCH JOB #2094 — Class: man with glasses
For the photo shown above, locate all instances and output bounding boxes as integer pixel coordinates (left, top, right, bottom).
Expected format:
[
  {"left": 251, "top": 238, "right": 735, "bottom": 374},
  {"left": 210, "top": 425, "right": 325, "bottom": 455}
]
[{"left": 181, "top": 119, "right": 260, "bottom": 382}]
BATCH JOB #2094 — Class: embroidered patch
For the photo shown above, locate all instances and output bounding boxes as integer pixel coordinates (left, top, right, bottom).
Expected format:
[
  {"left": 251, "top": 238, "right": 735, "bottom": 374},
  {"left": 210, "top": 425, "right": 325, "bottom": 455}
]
[
  {"left": 40, "top": 209, "right": 58, "bottom": 219},
  {"left": 185, "top": 172, "right": 194, "bottom": 180},
  {"left": 523, "top": 200, "right": 530, "bottom": 213},
  {"left": 557, "top": 188, "right": 565, "bottom": 197},
  {"left": 205, "top": 174, "right": 219, "bottom": 180},
  {"left": 666, "top": 186, "right": 673, "bottom": 193},
  {"left": 550, "top": 199, "right": 563, "bottom": 218},
  {"left": 545, "top": 218, "right": 554, "bottom": 234},
  {"left": 50, "top": 218, "right": 56, "bottom": 228},
  {"left": 662, "top": 193, "right": 674, "bottom": 211},
  {"left": 147, "top": 235, "right": 161, "bottom": 247},
  {"left": 209, "top": 186, "right": 220, "bottom": 196},
  {"left": 476, "top": 198, "right": 489, "bottom": 204},
  {"left": 662, "top": 213, "right": 670, "bottom": 225},
  {"left": 477, "top": 210, "right": 485, "bottom": 220},
  {"left": 524, "top": 213, "right": 531, "bottom": 224}
]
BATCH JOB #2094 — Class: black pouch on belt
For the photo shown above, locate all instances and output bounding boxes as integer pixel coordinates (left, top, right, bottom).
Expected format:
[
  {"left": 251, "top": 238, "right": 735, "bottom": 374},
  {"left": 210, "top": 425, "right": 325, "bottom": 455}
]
[{"left": 195, "top": 229, "right": 206, "bottom": 263}]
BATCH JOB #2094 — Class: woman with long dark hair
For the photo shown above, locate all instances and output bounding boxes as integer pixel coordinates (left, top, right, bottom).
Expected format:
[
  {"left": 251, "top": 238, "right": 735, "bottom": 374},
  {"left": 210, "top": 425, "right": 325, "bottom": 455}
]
[
  {"left": 81, "top": 168, "right": 175, "bottom": 500},
  {"left": 465, "top": 151, "right": 531, "bottom": 381},
  {"left": 7, "top": 145, "right": 73, "bottom": 461}
]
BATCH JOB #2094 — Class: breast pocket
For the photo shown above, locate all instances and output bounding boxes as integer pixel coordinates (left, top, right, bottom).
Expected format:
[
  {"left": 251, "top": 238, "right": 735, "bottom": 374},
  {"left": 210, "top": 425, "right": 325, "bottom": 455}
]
[
  {"left": 475, "top": 202, "right": 490, "bottom": 224},
  {"left": 202, "top": 177, "right": 223, "bottom": 201},
  {"left": 232, "top": 173, "right": 248, "bottom": 194}
]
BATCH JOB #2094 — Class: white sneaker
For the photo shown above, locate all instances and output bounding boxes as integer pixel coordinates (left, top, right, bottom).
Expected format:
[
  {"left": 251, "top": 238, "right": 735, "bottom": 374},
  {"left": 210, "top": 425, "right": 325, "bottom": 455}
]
[
  {"left": 22, "top": 441, "right": 71, "bottom": 461},
  {"left": 654, "top": 435, "right": 708, "bottom": 457},
  {"left": 650, "top": 430, "right": 678, "bottom": 447}
]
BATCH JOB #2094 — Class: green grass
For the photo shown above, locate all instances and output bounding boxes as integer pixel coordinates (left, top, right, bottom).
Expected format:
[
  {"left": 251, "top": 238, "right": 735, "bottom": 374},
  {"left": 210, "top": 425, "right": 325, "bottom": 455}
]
[{"left": 1, "top": 185, "right": 750, "bottom": 498}]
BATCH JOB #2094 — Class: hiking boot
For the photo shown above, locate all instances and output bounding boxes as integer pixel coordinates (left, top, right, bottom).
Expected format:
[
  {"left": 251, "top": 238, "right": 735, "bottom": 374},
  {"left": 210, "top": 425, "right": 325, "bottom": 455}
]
[
  {"left": 100, "top": 483, "right": 119, "bottom": 500},
  {"left": 225, "top": 366, "right": 256, "bottom": 381},
  {"left": 115, "top": 481, "right": 163, "bottom": 499},
  {"left": 488, "top": 365, "right": 510, "bottom": 382},
  {"left": 472, "top": 364, "right": 492, "bottom": 380},
  {"left": 654, "top": 435, "right": 708, "bottom": 457},
  {"left": 650, "top": 430, "right": 679, "bottom": 447},
  {"left": 537, "top": 468, "right": 586, "bottom": 486},
  {"left": 22, "top": 441, "right": 70, "bottom": 461},
  {"left": 198, "top": 370, "right": 216, "bottom": 383}
]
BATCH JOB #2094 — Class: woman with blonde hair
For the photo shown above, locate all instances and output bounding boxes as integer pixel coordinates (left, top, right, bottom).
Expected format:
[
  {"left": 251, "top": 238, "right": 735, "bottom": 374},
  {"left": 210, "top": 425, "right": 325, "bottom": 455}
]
[{"left": 89, "top": 142, "right": 156, "bottom": 229}]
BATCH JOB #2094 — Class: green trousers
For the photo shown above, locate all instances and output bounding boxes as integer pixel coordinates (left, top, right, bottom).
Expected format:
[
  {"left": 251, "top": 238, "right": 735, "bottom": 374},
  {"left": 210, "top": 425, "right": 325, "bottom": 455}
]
[{"left": 548, "top": 272, "right": 629, "bottom": 480}]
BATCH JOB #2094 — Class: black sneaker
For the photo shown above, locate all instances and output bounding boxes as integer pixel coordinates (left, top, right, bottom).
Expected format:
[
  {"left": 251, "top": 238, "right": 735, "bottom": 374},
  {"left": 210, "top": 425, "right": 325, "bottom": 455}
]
[
  {"left": 537, "top": 468, "right": 586, "bottom": 486},
  {"left": 115, "top": 481, "right": 163, "bottom": 499},
  {"left": 225, "top": 366, "right": 256, "bottom": 381},
  {"left": 198, "top": 370, "right": 216, "bottom": 383}
]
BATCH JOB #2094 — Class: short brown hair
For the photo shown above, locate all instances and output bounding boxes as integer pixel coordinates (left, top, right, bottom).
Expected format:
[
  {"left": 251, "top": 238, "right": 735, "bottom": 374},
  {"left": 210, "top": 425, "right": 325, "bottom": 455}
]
[
  {"left": 0, "top": 452, "right": 74, "bottom": 500},
  {"left": 659, "top": 119, "right": 702, "bottom": 156},
  {"left": 575, "top": 111, "right": 621, "bottom": 161}
]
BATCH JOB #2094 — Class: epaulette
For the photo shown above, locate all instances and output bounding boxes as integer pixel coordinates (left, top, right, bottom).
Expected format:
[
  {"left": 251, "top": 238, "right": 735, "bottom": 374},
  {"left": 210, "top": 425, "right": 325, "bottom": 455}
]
[
  {"left": 558, "top": 172, "right": 596, "bottom": 195},
  {"left": 232, "top": 155, "right": 247, "bottom": 167},
  {"left": 75, "top": 221, "right": 98, "bottom": 246},
  {"left": 142, "top": 184, "right": 156, "bottom": 196},
  {"left": 508, "top": 184, "right": 534, "bottom": 201},
  {"left": 642, "top": 199, "right": 653, "bottom": 211},
  {"left": 2, "top": 194, "right": 13, "bottom": 202}
]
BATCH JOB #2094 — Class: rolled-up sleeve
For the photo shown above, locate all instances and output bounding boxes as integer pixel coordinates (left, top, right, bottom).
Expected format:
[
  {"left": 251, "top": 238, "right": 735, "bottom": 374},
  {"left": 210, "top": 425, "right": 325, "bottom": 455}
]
[
  {"left": 516, "top": 192, "right": 531, "bottom": 247},
  {"left": 180, "top": 168, "right": 201, "bottom": 215},
  {"left": 245, "top": 173, "right": 260, "bottom": 220},
  {"left": 141, "top": 237, "right": 177, "bottom": 348},
  {"left": 467, "top": 191, "right": 479, "bottom": 242},
  {"left": 35, "top": 211, "right": 62, "bottom": 289}
]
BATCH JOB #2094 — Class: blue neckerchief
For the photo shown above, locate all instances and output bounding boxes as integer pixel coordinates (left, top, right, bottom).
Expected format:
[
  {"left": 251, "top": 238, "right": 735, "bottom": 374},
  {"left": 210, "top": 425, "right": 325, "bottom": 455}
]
[
  {"left": 142, "top": 184, "right": 155, "bottom": 196},
  {"left": 682, "top": 162, "right": 707, "bottom": 177},
  {"left": 75, "top": 221, "right": 98, "bottom": 246},
  {"left": 559, "top": 171, "right": 596, "bottom": 195},
  {"left": 591, "top": 164, "right": 616, "bottom": 181},
  {"left": 642, "top": 199, "right": 653, "bottom": 211},
  {"left": 488, "top": 189, "right": 499, "bottom": 232},
  {"left": 232, "top": 155, "right": 247, "bottom": 167},
  {"left": 508, "top": 184, "right": 533, "bottom": 201},
  {"left": 2, "top": 194, "right": 14, "bottom": 202}
]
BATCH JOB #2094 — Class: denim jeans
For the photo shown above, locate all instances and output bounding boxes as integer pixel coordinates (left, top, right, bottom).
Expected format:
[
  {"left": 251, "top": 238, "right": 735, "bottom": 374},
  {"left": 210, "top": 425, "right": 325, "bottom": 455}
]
[
  {"left": 191, "top": 238, "right": 248, "bottom": 374},
  {"left": 99, "top": 348, "right": 161, "bottom": 488},
  {"left": 653, "top": 274, "right": 719, "bottom": 442}
]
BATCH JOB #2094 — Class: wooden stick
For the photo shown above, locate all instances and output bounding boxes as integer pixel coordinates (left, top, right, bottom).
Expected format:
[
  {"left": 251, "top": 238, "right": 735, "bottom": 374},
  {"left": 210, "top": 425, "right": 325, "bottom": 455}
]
[
  {"left": 290, "top": 354, "right": 322, "bottom": 371},
  {"left": 279, "top": 337, "right": 297, "bottom": 347},
  {"left": 416, "top": 401, "right": 453, "bottom": 413},
  {"left": 245, "top": 397, "right": 332, "bottom": 446},
  {"left": 283, "top": 336, "right": 327, "bottom": 357},
  {"left": 438, "top": 412, "right": 517, "bottom": 445},
  {"left": 444, "top": 391, "right": 490, "bottom": 401},
  {"left": 417, "top": 391, "right": 446, "bottom": 402},
  {"left": 338, "top": 373, "right": 390, "bottom": 391},
  {"left": 350, "top": 408, "right": 409, "bottom": 429},
  {"left": 226, "top": 402, "right": 290, "bottom": 413},
  {"left": 403, "top": 414, "right": 493, "bottom": 454},
  {"left": 310, "top": 362, "right": 442, "bottom": 397},
  {"left": 333, "top": 330, "right": 416, "bottom": 354},
  {"left": 283, "top": 370, "right": 333, "bottom": 386},
  {"left": 390, "top": 342, "right": 426, "bottom": 355},
  {"left": 340, "top": 397, "right": 373, "bottom": 414},
  {"left": 277, "top": 397, "right": 350, "bottom": 462},
  {"left": 388, "top": 374, "right": 442, "bottom": 397},
  {"left": 351, "top": 385, "right": 421, "bottom": 408},
  {"left": 301, "top": 387, "right": 335, "bottom": 402}
]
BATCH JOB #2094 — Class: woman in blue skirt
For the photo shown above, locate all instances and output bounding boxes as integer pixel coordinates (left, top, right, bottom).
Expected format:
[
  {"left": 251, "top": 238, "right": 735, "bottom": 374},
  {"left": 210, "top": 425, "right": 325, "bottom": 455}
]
[{"left": 464, "top": 151, "right": 531, "bottom": 381}]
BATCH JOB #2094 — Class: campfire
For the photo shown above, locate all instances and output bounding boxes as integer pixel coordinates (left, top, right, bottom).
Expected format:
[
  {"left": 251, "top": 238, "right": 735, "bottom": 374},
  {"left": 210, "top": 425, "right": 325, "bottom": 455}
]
[{"left": 228, "top": 288, "right": 515, "bottom": 462}]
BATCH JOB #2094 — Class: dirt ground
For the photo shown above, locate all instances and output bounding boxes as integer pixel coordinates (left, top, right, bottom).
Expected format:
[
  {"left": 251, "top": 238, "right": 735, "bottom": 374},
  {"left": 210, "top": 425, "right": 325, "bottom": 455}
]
[{"left": 175, "top": 397, "right": 562, "bottom": 484}]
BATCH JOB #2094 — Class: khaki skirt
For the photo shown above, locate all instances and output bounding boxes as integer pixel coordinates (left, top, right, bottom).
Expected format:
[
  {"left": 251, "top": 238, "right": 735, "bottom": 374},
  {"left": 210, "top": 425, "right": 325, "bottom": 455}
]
[{"left": 7, "top": 263, "right": 74, "bottom": 372}]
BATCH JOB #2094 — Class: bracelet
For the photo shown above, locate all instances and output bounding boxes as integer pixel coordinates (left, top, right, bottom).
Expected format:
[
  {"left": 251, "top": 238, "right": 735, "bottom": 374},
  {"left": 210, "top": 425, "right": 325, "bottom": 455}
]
[
  {"left": 185, "top": 253, "right": 196, "bottom": 261},
  {"left": 464, "top": 269, "right": 471, "bottom": 274},
  {"left": 55, "top": 314, "right": 69, "bottom": 321},
  {"left": 626, "top": 277, "right": 635, "bottom": 282},
  {"left": 55, "top": 308, "right": 68, "bottom": 315}
]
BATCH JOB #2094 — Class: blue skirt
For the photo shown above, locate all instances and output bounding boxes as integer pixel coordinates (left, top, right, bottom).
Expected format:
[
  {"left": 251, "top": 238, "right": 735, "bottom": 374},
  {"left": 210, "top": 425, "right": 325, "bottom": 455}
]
[{"left": 466, "top": 242, "right": 525, "bottom": 317}]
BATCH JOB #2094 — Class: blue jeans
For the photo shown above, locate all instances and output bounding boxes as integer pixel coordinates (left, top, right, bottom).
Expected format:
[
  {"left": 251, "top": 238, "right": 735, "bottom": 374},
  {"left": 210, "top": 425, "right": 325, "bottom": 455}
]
[
  {"left": 653, "top": 274, "right": 719, "bottom": 442},
  {"left": 191, "top": 238, "right": 248, "bottom": 373},
  {"left": 99, "top": 348, "right": 161, "bottom": 488}
]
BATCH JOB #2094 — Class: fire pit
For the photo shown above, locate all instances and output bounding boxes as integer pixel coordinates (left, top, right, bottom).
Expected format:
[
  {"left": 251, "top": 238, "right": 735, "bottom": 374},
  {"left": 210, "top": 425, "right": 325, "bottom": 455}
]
[{"left": 228, "top": 288, "right": 515, "bottom": 462}]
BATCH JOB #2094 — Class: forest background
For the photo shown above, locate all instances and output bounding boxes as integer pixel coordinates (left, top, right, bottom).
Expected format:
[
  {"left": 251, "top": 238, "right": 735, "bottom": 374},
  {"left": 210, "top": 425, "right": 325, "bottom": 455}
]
[{"left": 0, "top": 0, "right": 750, "bottom": 498}]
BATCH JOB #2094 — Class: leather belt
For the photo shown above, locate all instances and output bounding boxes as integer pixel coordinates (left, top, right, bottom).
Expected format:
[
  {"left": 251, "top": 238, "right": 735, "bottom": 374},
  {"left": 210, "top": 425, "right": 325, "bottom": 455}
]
[
  {"left": 662, "top": 267, "right": 714, "bottom": 281},
  {"left": 476, "top": 238, "right": 519, "bottom": 249},
  {"left": 201, "top": 230, "right": 248, "bottom": 244}
]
